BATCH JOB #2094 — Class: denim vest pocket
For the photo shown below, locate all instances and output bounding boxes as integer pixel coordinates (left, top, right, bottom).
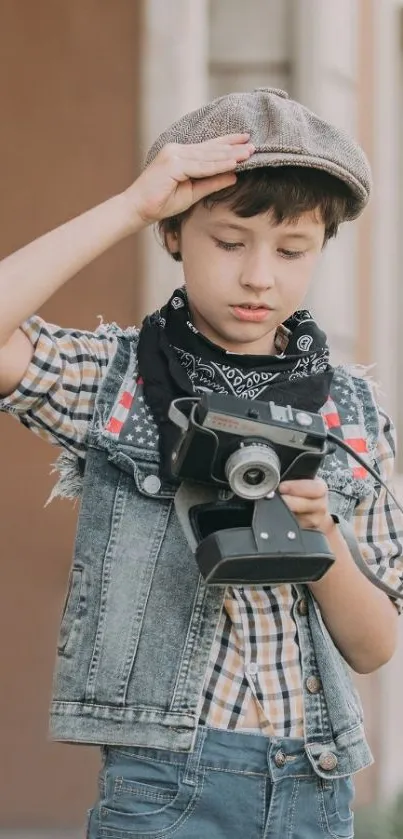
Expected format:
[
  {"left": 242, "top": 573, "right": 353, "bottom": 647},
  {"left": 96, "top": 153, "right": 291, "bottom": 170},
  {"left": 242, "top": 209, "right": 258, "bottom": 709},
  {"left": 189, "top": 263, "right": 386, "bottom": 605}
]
[
  {"left": 57, "top": 566, "right": 84, "bottom": 653},
  {"left": 107, "top": 449, "right": 177, "bottom": 501},
  {"left": 133, "top": 462, "right": 177, "bottom": 501}
]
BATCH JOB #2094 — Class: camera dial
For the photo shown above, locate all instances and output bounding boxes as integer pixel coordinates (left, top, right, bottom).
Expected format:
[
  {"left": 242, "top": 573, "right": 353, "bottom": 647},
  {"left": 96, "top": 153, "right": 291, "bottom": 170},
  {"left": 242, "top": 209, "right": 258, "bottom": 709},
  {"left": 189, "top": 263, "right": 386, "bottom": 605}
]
[{"left": 225, "top": 443, "right": 281, "bottom": 500}]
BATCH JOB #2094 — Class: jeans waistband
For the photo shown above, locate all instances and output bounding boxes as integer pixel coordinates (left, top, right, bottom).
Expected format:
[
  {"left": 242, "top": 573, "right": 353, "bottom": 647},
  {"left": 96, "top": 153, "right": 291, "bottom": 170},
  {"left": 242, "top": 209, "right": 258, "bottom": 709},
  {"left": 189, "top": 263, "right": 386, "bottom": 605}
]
[{"left": 105, "top": 727, "right": 314, "bottom": 780}]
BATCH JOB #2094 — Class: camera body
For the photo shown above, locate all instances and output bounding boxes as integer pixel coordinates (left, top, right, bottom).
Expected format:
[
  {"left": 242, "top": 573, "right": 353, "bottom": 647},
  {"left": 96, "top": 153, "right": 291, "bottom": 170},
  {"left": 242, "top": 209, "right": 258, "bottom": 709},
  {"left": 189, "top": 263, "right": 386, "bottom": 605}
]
[
  {"left": 169, "top": 393, "right": 334, "bottom": 586},
  {"left": 169, "top": 392, "right": 328, "bottom": 498}
]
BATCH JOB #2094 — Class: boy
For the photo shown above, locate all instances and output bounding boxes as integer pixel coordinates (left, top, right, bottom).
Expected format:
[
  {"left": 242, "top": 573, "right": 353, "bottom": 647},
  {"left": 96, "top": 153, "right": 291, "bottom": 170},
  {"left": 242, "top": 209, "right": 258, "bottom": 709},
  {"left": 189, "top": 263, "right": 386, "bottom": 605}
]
[{"left": 0, "top": 88, "right": 402, "bottom": 838}]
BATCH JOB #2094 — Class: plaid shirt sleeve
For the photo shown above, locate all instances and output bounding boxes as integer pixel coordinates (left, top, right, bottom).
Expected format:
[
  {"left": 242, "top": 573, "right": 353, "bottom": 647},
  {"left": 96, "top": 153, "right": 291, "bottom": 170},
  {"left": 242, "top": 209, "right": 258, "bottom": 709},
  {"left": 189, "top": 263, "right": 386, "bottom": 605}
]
[
  {"left": 353, "top": 407, "right": 403, "bottom": 606},
  {"left": 0, "top": 316, "right": 118, "bottom": 457}
]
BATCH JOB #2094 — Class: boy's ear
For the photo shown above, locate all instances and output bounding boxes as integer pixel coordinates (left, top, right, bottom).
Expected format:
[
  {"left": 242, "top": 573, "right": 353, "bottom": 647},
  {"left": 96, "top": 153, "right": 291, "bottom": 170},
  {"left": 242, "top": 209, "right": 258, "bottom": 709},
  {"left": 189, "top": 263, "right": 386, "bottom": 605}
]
[{"left": 166, "top": 229, "right": 181, "bottom": 258}]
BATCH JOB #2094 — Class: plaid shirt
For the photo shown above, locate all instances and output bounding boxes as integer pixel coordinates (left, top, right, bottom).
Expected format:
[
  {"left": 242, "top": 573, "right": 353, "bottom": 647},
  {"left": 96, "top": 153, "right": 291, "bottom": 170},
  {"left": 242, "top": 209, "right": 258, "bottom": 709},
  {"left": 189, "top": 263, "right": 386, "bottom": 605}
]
[{"left": 2, "top": 317, "right": 403, "bottom": 737}]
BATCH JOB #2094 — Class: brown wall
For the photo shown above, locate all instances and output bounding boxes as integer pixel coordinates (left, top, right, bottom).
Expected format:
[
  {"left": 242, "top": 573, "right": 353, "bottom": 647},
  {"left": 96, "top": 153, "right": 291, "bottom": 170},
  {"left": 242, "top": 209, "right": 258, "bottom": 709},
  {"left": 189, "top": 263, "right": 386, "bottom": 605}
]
[{"left": 0, "top": 1, "right": 143, "bottom": 828}]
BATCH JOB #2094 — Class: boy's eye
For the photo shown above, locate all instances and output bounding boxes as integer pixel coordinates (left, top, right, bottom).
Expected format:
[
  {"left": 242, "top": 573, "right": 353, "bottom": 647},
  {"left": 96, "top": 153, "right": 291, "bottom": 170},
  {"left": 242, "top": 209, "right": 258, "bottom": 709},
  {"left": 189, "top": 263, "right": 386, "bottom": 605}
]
[
  {"left": 214, "top": 238, "right": 244, "bottom": 251},
  {"left": 278, "top": 248, "right": 305, "bottom": 260}
]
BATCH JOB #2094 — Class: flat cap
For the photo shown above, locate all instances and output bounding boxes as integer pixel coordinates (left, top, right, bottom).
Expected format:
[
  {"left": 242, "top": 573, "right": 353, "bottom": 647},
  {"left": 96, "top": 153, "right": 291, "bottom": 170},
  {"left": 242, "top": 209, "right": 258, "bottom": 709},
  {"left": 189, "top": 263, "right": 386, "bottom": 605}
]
[{"left": 145, "top": 88, "right": 372, "bottom": 220}]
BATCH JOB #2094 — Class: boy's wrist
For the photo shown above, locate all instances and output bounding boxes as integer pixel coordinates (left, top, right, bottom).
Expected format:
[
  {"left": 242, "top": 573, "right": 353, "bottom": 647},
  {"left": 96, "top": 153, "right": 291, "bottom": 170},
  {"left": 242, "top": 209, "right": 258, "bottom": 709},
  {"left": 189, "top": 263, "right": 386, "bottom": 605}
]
[{"left": 119, "top": 187, "right": 150, "bottom": 236}]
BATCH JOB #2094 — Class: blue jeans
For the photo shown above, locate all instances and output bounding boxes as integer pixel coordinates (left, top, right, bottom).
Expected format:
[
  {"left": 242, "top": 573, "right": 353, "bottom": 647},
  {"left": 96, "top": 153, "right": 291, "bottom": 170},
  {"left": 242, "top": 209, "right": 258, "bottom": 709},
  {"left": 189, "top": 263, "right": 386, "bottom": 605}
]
[{"left": 87, "top": 727, "right": 355, "bottom": 838}]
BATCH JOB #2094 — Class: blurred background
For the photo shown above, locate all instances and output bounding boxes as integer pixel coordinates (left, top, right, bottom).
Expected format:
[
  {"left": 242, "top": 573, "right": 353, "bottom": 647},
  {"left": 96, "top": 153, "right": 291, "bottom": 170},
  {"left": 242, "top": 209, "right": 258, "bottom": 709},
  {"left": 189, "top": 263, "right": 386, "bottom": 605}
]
[{"left": 0, "top": 0, "right": 402, "bottom": 836}]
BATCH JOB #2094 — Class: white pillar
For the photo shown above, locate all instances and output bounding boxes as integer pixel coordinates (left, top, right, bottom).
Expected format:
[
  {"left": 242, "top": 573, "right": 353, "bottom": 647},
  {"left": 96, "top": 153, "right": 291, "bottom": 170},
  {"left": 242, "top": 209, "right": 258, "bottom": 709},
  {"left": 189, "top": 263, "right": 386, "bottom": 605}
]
[
  {"left": 370, "top": 1, "right": 402, "bottom": 802},
  {"left": 139, "top": 0, "right": 209, "bottom": 314},
  {"left": 369, "top": 0, "right": 400, "bottom": 420},
  {"left": 290, "top": 0, "right": 360, "bottom": 365}
]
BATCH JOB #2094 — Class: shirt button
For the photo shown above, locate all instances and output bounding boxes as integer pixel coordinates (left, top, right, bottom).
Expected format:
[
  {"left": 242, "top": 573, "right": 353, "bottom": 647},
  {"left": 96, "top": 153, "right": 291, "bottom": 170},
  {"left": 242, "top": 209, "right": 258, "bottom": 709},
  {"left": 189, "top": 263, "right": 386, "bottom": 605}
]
[
  {"left": 297, "top": 598, "right": 308, "bottom": 616},
  {"left": 274, "top": 749, "right": 287, "bottom": 768},
  {"left": 318, "top": 752, "right": 338, "bottom": 771},
  {"left": 142, "top": 475, "right": 161, "bottom": 495},
  {"left": 247, "top": 663, "right": 259, "bottom": 677},
  {"left": 306, "top": 675, "right": 322, "bottom": 694}
]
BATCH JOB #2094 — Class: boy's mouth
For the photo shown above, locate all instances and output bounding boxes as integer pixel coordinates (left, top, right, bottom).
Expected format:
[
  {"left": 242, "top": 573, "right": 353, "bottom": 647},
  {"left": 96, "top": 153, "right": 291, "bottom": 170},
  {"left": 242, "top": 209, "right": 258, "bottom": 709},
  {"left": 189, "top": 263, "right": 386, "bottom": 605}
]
[{"left": 231, "top": 303, "right": 272, "bottom": 323}]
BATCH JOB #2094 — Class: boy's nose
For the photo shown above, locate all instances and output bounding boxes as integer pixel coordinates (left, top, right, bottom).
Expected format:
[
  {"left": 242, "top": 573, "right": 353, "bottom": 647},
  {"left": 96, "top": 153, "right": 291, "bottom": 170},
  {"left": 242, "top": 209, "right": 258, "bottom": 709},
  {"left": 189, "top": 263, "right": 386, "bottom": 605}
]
[
  {"left": 241, "top": 256, "right": 276, "bottom": 291},
  {"left": 244, "top": 273, "right": 275, "bottom": 291}
]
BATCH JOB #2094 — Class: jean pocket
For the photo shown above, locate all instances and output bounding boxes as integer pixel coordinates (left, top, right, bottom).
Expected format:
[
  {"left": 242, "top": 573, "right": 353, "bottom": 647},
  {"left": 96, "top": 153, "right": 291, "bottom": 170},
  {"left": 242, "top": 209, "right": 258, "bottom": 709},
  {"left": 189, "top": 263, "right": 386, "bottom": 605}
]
[
  {"left": 99, "top": 752, "right": 201, "bottom": 838},
  {"left": 318, "top": 776, "right": 354, "bottom": 839},
  {"left": 57, "top": 566, "right": 84, "bottom": 653}
]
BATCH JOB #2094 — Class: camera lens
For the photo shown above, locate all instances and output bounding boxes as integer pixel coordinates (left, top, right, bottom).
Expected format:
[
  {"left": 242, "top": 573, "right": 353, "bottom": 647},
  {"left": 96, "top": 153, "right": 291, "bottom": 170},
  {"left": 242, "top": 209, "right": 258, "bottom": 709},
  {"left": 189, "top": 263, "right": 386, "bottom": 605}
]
[
  {"left": 225, "top": 444, "right": 281, "bottom": 500},
  {"left": 244, "top": 468, "right": 265, "bottom": 486}
]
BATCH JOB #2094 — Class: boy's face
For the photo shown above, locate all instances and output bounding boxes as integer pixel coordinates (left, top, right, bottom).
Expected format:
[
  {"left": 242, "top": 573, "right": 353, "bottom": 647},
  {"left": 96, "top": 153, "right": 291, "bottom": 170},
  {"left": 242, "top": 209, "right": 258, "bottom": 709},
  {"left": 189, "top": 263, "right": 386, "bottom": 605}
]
[{"left": 168, "top": 202, "right": 325, "bottom": 355}]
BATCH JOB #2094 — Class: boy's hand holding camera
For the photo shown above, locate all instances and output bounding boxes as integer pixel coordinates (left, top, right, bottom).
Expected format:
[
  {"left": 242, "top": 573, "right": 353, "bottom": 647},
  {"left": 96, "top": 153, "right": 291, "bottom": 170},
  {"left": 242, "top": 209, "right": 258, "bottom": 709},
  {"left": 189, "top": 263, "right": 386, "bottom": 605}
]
[{"left": 279, "top": 477, "right": 333, "bottom": 536}]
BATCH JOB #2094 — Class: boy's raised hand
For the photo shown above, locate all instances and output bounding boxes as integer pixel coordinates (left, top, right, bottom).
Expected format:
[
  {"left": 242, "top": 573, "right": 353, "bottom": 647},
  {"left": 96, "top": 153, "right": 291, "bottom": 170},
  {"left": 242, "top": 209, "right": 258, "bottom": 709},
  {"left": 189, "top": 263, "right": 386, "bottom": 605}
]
[
  {"left": 0, "top": 135, "right": 253, "bottom": 389},
  {"left": 125, "top": 134, "right": 255, "bottom": 225}
]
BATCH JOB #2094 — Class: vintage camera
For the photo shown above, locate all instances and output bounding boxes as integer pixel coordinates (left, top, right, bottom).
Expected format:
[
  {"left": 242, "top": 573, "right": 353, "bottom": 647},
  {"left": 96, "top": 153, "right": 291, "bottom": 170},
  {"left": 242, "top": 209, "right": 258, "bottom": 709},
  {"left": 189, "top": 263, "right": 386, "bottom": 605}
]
[
  {"left": 169, "top": 393, "right": 335, "bottom": 586},
  {"left": 169, "top": 393, "right": 329, "bottom": 496}
]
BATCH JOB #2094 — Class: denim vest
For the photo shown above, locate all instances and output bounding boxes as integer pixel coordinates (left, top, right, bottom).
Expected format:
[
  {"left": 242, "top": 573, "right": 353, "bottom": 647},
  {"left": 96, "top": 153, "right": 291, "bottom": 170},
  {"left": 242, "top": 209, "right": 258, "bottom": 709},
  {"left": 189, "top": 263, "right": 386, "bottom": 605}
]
[{"left": 49, "top": 331, "right": 384, "bottom": 779}]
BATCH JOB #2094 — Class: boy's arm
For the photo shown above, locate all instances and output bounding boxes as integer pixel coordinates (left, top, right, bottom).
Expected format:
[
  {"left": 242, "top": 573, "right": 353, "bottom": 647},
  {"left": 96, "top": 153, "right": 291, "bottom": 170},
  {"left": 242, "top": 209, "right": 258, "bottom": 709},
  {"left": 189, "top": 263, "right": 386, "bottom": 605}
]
[
  {"left": 280, "top": 410, "right": 403, "bottom": 673},
  {"left": 0, "top": 317, "right": 118, "bottom": 455},
  {"left": 308, "top": 516, "right": 399, "bottom": 674},
  {"left": 0, "top": 136, "right": 253, "bottom": 395},
  {"left": 0, "top": 192, "right": 136, "bottom": 396}
]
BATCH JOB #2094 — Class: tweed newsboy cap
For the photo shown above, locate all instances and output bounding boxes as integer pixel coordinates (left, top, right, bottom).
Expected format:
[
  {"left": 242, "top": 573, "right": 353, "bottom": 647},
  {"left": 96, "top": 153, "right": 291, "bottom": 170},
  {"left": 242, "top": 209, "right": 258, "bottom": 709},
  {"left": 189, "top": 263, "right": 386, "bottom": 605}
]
[{"left": 145, "top": 87, "right": 372, "bottom": 220}]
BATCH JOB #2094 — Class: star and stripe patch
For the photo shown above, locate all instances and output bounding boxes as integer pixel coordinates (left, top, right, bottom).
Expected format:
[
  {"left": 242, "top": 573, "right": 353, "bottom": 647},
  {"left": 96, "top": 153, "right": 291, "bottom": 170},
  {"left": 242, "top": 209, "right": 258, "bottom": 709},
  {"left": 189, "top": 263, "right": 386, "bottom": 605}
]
[
  {"left": 321, "top": 394, "right": 369, "bottom": 479},
  {"left": 105, "top": 376, "right": 158, "bottom": 448}
]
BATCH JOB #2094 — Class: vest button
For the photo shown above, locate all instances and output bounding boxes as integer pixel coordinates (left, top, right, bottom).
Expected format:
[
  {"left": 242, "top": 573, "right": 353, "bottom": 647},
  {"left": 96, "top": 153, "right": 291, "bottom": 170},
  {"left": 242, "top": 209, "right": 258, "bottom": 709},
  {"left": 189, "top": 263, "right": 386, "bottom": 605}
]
[
  {"left": 274, "top": 749, "right": 287, "bottom": 768},
  {"left": 142, "top": 475, "right": 161, "bottom": 494},
  {"left": 306, "top": 675, "right": 322, "bottom": 694},
  {"left": 297, "top": 598, "right": 308, "bottom": 616},
  {"left": 318, "top": 752, "right": 338, "bottom": 771}
]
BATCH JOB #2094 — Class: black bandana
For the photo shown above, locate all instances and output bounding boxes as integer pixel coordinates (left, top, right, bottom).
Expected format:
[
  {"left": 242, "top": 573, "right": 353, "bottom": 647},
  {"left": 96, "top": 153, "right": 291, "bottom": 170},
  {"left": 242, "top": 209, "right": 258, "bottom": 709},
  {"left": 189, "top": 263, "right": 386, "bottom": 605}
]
[{"left": 137, "top": 287, "right": 334, "bottom": 479}]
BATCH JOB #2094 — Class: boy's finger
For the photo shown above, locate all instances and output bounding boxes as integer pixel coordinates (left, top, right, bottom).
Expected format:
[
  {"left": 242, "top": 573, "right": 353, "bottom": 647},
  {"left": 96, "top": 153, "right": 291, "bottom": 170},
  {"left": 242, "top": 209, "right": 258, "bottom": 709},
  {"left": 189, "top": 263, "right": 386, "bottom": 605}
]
[
  {"left": 210, "top": 133, "right": 251, "bottom": 145},
  {"left": 173, "top": 154, "right": 247, "bottom": 183},
  {"left": 190, "top": 173, "right": 238, "bottom": 202},
  {"left": 279, "top": 479, "right": 327, "bottom": 498},
  {"left": 182, "top": 144, "right": 254, "bottom": 163},
  {"left": 279, "top": 495, "right": 309, "bottom": 514},
  {"left": 280, "top": 495, "right": 327, "bottom": 516}
]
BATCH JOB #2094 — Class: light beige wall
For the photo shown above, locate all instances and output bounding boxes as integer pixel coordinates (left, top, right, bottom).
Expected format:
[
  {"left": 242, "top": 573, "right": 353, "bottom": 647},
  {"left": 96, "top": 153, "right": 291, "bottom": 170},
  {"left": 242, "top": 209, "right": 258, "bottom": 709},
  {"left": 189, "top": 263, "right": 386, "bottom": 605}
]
[{"left": 209, "top": 0, "right": 291, "bottom": 96}]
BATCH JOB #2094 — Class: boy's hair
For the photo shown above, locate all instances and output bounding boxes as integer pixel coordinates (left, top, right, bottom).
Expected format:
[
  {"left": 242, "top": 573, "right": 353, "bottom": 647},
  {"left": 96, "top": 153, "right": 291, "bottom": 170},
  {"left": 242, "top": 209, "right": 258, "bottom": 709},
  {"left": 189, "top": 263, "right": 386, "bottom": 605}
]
[{"left": 159, "top": 166, "right": 353, "bottom": 262}]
